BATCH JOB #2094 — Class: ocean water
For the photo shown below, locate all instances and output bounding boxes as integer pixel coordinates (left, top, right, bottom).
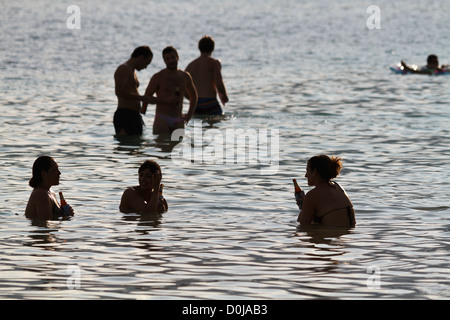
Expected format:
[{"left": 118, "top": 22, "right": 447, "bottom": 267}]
[{"left": 0, "top": 0, "right": 449, "bottom": 300}]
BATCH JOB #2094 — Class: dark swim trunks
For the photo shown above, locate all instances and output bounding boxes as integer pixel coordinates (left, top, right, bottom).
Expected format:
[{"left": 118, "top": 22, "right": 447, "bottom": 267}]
[
  {"left": 113, "top": 108, "right": 144, "bottom": 135},
  {"left": 194, "top": 97, "right": 223, "bottom": 115}
]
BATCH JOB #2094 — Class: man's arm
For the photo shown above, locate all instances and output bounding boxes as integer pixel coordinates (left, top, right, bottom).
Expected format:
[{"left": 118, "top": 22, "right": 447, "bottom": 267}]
[
  {"left": 183, "top": 72, "right": 198, "bottom": 123},
  {"left": 144, "top": 73, "right": 179, "bottom": 106},
  {"left": 144, "top": 72, "right": 159, "bottom": 103},
  {"left": 214, "top": 60, "right": 228, "bottom": 105}
]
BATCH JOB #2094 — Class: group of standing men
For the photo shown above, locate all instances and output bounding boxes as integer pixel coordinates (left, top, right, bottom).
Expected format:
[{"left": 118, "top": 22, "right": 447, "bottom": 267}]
[{"left": 113, "top": 36, "right": 229, "bottom": 136}]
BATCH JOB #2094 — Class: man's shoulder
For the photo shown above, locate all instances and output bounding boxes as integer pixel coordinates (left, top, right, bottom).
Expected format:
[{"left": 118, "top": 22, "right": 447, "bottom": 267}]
[
  {"left": 180, "top": 69, "right": 193, "bottom": 80},
  {"left": 115, "top": 63, "right": 133, "bottom": 76},
  {"left": 187, "top": 57, "right": 201, "bottom": 66},
  {"left": 150, "top": 69, "right": 166, "bottom": 80}
]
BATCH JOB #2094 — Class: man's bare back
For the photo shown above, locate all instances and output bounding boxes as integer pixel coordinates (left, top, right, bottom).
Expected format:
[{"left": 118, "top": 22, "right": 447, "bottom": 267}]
[
  {"left": 185, "top": 36, "right": 228, "bottom": 115},
  {"left": 186, "top": 56, "right": 220, "bottom": 99}
]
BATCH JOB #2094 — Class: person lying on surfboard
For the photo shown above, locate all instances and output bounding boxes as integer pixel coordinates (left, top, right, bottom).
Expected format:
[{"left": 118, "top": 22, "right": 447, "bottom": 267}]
[{"left": 401, "top": 54, "right": 447, "bottom": 75}]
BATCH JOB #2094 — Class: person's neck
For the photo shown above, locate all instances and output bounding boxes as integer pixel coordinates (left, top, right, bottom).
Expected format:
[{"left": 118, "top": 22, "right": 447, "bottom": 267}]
[
  {"left": 315, "top": 179, "right": 332, "bottom": 188},
  {"left": 38, "top": 183, "right": 51, "bottom": 191},
  {"left": 125, "top": 58, "right": 137, "bottom": 70},
  {"left": 166, "top": 67, "right": 178, "bottom": 73},
  {"left": 200, "top": 52, "right": 212, "bottom": 58}
]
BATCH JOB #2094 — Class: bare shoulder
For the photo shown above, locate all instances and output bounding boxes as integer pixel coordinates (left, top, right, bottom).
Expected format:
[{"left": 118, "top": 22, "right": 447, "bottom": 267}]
[
  {"left": 148, "top": 70, "right": 163, "bottom": 86},
  {"left": 304, "top": 187, "right": 320, "bottom": 202},
  {"left": 212, "top": 57, "right": 222, "bottom": 68},
  {"left": 182, "top": 69, "right": 193, "bottom": 80},
  {"left": 115, "top": 63, "right": 131, "bottom": 76},
  {"left": 30, "top": 187, "right": 48, "bottom": 198},
  {"left": 186, "top": 57, "right": 201, "bottom": 70},
  {"left": 151, "top": 70, "right": 163, "bottom": 79},
  {"left": 123, "top": 186, "right": 138, "bottom": 195}
]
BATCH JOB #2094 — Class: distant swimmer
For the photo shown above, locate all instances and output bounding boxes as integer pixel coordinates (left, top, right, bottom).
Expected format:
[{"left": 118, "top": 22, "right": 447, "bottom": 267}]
[
  {"left": 144, "top": 46, "right": 197, "bottom": 134},
  {"left": 120, "top": 160, "right": 168, "bottom": 214},
  {"left": 185, "top": 36, "right": 228, "bottom": 115},
  {"left": 296, "top": 155, "right": 356, "bottom": 227},
  {"left": 114, "top": 46, "right": 172, "bottom": 136},
  {"left": 401, "top": 54, "right": 448, "bottom": 75},
  {"left": 25, "top": 156, "right": 74, "bottom": 220}
]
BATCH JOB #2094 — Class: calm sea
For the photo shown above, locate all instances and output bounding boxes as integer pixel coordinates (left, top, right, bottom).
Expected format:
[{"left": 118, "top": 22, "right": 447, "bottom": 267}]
[{"left": 0, "top": 0, "right": 449, "bottom": 300}]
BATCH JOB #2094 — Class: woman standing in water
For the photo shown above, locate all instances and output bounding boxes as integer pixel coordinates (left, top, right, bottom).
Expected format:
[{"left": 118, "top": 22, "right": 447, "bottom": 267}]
[
  {"left": 120, "top": 160, "right": 168, "bottom": 214},
  {"left": 25, "top": 156, "right": 74, "bottom": 220},
  {"left": 297, "top": 155, "right": 355, "bottom": 227}
]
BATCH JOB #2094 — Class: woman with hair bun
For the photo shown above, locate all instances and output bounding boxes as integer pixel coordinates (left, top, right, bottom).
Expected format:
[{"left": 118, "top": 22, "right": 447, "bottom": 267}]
[
  {"left": 25, "top": 156, "right": 74, "bottom": 220},
  {"left": 297, "top": 155, "right": 355, "bottom": 227}
]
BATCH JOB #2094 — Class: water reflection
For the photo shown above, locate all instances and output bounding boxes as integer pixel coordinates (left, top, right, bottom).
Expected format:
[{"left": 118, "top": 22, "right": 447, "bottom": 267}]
[
  {"left": 192, "top": 114, "right": 232, "bottom": 129},
  {"left": 294, "top": 225, "right": 354, "bottom": 273},
  {"left": 24, "top": 220, "right": 64, "bottom": 249},
  {"left": 113, "top": 115, "right": 232, "bottom": 156},
  {"left": 114, "top": 132, "right": 184, "bottom": 155},
  {"left": 151, "top": 133, "right": 182, "bottom": 154},
  {"left": 121, "top": 212, "right": 162, "bottom": 230},
  {"left": 121, "top": 213, "right": 164, "bottom": 253},
  {"left": 296, "top": 225, "right": 354, "bottom": 245},
  {"left": 114, "top": 134, "right": 146, "bottom": 155}
]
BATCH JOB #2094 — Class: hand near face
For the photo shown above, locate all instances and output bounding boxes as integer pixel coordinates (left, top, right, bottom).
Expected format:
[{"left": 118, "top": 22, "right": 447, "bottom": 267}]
[{"left": 151, "top": 171, "right": 162, "bottom": 193}]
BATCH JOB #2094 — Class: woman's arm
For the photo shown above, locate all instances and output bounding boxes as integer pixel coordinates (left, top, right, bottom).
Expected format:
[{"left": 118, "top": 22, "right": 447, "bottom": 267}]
[
  {"left": 297, "top": 192, "right": 315, "bottom": 225},
  {"left": 119, "top": 188, "right": 159, "bottom": 214},
  {"left": 157, "top": 197, "right": 168, "bottom": 214}
]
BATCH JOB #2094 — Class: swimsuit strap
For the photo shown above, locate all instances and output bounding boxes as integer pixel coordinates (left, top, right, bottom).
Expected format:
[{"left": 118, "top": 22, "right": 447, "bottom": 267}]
[{"left": 313, "top": 181, "right": 354, "bottom": 226}]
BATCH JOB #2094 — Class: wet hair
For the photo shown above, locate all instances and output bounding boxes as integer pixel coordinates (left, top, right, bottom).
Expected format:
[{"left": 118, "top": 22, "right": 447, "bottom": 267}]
[
  {"left": 427, "top": 54, "right": 438, "bottom": 65},
  {"left": 29, "top": 156, "right": 55, "bottom": 188},
  {"left": 131, "top": 46, "right": 153, "bottom": 59},
  {"left": 162, "top": 46, "right": 178, "bottom": 59},
  {"left": 307, "top": 155, "right": 342, "bottom": 181},
  {"left": 198, "top": 36, "right": 215, "bottom": 53},
  {"left": 138, "top": 160, "right": 162, "bottom": 175}
]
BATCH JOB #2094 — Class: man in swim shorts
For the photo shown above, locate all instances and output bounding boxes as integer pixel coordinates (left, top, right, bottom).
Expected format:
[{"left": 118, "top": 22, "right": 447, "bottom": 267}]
[
  {"left": 144, "top": 46, "right": 198, "bottom": 134},
  {"left": 114, "top": 46, "right": 168, "bottom": 136},
  {"left": 185, "top": 36, "right": 228, "bottom": 115}
]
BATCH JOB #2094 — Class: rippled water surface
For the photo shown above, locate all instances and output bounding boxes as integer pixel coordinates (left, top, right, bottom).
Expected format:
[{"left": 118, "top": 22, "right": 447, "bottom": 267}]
[{"left": 1, "top": 0, "right": 449, "bottom": 299}]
